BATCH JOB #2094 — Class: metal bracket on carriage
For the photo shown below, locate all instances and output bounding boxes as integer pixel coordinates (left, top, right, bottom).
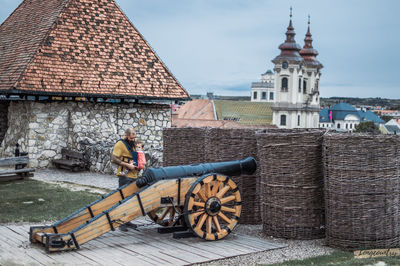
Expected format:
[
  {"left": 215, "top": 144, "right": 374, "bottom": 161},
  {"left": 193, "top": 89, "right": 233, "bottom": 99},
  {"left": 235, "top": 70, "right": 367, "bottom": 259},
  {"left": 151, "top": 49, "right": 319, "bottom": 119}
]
[
  {"left": 160, "top": 196, "right": 174, "bottom": 204},
  {"left": 45, "top": 233, "right": 79, "bottom": 252}
]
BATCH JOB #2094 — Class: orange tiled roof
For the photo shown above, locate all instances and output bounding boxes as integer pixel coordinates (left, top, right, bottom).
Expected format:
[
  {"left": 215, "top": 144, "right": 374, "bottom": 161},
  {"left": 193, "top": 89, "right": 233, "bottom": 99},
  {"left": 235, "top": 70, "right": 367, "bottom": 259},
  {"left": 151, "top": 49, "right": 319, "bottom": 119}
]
[
  {"left": 176, "top": 99, "right": 215, "bottom": 120},
  {"left": 0, "top": 0, "right": 189, "bottom": 100}
]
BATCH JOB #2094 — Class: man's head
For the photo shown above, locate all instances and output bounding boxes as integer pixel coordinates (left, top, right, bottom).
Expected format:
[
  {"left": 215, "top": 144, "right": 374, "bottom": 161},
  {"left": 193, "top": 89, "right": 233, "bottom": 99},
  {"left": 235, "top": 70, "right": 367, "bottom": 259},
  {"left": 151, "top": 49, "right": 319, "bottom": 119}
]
[{"left": 125, "top": 128, "right": 136, "bottom": 142}]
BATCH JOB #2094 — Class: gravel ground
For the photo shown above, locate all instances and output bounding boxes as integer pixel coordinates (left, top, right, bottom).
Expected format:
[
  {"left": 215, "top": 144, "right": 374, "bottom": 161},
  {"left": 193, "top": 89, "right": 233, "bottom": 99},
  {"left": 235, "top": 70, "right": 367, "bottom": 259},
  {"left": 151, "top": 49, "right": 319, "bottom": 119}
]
[
  {"left": 32, "top": 169, "right": 336, "bottom": 265},
  {"left": 199, "top": 224, "right": 335, "bottom": 265},
  {"left": 33, "top": 169, "right": 118, "bottom": 190}
]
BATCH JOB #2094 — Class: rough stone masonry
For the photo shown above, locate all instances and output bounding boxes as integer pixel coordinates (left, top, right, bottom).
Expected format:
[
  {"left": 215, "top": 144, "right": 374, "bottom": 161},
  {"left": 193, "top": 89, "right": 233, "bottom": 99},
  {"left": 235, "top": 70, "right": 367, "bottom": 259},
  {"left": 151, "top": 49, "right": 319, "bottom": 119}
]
[
  {"left": 0, "top": 102, "right": 8, "bottom": 143},
  {"left": 0, "top": 101, "right": 171, "bottom": 174}
]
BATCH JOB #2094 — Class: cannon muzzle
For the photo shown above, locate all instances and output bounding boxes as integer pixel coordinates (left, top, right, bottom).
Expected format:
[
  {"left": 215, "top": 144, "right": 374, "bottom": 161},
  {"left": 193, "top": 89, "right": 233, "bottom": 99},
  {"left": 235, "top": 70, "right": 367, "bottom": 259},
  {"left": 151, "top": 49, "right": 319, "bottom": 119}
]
[{"left": 136, "top": 157, "right": 257, "bottom": 188}]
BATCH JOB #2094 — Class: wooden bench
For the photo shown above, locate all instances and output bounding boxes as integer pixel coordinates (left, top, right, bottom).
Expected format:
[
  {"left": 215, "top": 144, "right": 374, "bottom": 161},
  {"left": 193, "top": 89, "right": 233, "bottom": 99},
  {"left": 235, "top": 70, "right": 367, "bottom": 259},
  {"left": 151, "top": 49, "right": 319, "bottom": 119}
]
[
  {"left": 0, "top": 156, "right": 35, "bottom": 182},
  {"left": 52, "top": 148, "right": 89, "bottom": 172}
]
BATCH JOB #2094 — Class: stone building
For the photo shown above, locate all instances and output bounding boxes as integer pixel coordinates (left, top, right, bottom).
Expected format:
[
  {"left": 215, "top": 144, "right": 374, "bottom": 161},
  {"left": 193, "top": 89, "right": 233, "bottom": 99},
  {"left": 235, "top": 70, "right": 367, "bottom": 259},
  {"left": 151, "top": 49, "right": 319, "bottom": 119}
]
[{"left": 0, "top": 0, "right": 189, "bottom": 173}]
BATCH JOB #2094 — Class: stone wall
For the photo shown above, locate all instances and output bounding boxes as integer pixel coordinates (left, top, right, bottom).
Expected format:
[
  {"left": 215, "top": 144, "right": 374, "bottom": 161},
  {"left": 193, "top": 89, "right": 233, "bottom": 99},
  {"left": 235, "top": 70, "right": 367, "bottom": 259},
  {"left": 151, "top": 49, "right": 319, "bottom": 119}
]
[
  {"left": 0, "top": 101, "right": 170, "bottom": 173},
  {"left": 0, "top": 102, "right": 9, "bottom": 144}
]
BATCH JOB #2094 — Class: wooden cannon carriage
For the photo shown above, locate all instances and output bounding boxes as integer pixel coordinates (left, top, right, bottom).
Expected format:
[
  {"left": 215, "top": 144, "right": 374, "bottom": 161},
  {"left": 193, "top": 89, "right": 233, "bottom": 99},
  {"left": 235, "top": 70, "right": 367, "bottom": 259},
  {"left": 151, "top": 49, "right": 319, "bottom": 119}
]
[{"left": 30, "top": 157, "right": 257, "bottom": 252}]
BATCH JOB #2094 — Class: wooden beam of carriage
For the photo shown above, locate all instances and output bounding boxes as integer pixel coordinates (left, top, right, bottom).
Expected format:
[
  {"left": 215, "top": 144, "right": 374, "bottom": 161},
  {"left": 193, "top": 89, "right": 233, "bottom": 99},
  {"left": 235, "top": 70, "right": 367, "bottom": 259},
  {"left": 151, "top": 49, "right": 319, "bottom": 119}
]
[{"left": 30, "top": 178, "right": 196, "bottom": 252}]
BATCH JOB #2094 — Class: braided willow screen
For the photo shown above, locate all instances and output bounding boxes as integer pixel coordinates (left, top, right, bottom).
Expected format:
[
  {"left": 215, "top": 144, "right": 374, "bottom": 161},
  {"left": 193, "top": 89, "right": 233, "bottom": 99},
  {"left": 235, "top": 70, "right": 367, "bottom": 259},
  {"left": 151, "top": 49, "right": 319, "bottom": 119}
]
[
  {"left": 256, "top": 129, "right": 326, "bottom": 239},
  {"left": 163, "top": 127, "right": 207, "bottom": 166},
  {"left": 205, "top": 128, "right": 262, "bottom": 224},
  {"left": 323, "top": 133, "right": 400, "bottom": 250},
  {"left": 163, "top": 127, "right": 262, "bottom": 224}
]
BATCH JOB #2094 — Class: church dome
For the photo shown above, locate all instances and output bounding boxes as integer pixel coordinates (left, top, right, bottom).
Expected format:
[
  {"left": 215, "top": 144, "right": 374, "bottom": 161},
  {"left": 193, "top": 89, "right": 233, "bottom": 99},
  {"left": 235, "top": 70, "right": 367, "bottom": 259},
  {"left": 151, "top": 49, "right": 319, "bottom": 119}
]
[
  {"left": 331, "top": 102, "right": 357, "bottom": 112},
  {"left": 265, "top": 69, "right": 273, "bottom": 75}
]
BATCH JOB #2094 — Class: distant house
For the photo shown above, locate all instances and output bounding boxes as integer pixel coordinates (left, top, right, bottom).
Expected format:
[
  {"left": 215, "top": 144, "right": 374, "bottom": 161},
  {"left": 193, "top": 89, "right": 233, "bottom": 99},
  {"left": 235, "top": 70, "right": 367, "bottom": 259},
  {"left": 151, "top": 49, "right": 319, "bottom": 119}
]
[
  {"left": 319, "top": 103, "right": 384, "bottom": 132},
  {"left": 374, "top": 110, "right": 400, "bottom": 118},
  {"left": 380, "top": 119, "right": 400, "bottom": 135}
]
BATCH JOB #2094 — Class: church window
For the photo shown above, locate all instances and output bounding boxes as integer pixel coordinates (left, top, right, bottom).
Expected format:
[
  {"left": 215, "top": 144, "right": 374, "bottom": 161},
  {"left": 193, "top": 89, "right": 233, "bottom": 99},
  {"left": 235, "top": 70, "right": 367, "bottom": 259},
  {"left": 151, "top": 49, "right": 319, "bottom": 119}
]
[
  {"left": 281, "top": 77, "right": 288, "bottom": 92},
  {"left": 297, "top": 115, "right": 300, "bottom": 126},
  {"left": 280, "top": 114, "right": 286, "bottom": 126},
  {"left": 337, "top": 123, "right": 340, "bottom": 129},
  {"left": 350, "top": 124, "right": 353, "bottom": 129},
  {"left": 282, "top": 61, "right": 288, "bottom": 69},
  {"left": 262, "top": 91, "right": 267, "bottom": 100},
  {"left": 298, "top": 78, "right": 302, "bottom": 92},
  {"left": 269, "top": 92, "right": 274, "bottom": 100},
  {"left": 303, "top": 80, "right": 307, "bottom": 94},
  {"left": 346, "top": 123, "right": 348, "bottom": 129},
  {"left": 253, "top": 91, "right": 257, "bottom": 100}
]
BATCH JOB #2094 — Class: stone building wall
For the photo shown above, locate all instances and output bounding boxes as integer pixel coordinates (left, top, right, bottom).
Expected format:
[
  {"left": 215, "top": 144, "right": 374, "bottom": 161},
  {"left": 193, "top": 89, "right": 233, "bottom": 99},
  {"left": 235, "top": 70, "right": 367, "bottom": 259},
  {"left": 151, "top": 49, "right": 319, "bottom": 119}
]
[
  {"left": 0, "top": 102, "right": 9, "bottom": 144},
  {"left": 0, "top": 101, "right": 171, "bottom": 174}
]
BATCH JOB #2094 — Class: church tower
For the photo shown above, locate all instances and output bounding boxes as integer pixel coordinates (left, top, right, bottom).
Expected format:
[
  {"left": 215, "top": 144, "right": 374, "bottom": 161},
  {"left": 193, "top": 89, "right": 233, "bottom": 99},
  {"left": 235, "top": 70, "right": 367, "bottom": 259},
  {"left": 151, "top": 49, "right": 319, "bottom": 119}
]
[
  {"left": 272, "top": 10, "right": 322, "bottom": 128},
  {"left": 299, "top": 16, "right": 323, "bottom": 128}
]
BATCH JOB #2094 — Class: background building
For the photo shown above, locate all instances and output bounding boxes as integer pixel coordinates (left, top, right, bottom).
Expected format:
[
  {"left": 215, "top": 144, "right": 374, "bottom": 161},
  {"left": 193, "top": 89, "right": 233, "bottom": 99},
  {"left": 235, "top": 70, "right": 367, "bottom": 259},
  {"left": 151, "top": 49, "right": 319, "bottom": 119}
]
[
  {"left": 272, "top": 13, "right": 322, "bottom": 129},
  {"left": 319, "top": 103, "right": 384, "bottom": 131},
  {"left": 380, "top": 119, "right": 400, "bottom": 135},
  {"left": 250, "top": 11, "right": 322, "bottom": 129},
  {"left": 251, "top": 70, "right": 275, "bottom": 102}
]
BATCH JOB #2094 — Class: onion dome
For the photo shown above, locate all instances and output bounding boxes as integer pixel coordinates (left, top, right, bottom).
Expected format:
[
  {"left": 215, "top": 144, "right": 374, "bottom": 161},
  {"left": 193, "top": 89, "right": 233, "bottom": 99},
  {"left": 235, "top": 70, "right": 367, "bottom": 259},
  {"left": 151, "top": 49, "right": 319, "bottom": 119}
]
[
  {"left": 300, "top": 16, "right": 322, "bottom": 68},
  {"left": 272, "top": 7, "right": 303, "bottom": 65}
]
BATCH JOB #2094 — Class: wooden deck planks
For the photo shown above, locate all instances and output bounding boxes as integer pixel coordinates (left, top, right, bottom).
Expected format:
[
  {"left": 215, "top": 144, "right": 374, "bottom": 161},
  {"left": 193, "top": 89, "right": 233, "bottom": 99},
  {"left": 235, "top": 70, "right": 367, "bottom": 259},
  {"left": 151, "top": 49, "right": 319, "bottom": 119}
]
[
  {"left": 5, "top": 225, "right": 97, "bottom": 266},
  {"left": 93, "top": 237, "right": 169, "bottom": 265},
  {"left": 0, "top": 221, "right": 286, "bottom": 266},
  {"left": 0, "top": 226, "right": 56, "bottom": 265},
  {"left": 131, "top": 229, "right": 218, "bottom": 262},
  {"left": 100, "top": 235, "right": 191, "bottom": 265}
]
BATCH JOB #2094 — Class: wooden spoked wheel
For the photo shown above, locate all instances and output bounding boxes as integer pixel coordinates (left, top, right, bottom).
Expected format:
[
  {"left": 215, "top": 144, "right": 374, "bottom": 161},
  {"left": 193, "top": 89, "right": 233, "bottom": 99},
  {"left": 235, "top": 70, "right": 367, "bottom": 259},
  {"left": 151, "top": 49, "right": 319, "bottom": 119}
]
[
  {"left": 184, "top": 174, "right": 242, "bottom": 240},
  {"left": 148, "top": 206, "right": 183, "bottom": 226}
]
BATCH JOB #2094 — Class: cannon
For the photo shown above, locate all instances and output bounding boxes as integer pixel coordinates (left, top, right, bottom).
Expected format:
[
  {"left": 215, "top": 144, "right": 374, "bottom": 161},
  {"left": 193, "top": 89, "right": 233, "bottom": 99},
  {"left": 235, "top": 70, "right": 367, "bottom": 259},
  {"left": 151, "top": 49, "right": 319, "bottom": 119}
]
[{"left": 30, "top": 157, "right": 257, "bottom": 252}]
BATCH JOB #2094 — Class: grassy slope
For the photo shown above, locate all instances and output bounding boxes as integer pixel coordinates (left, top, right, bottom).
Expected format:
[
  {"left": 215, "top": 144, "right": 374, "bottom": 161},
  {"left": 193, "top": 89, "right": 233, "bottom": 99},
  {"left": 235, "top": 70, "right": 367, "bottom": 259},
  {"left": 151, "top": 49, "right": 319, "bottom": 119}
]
[{"left": 0, "top": 179, "right": 102, "bottom": 223}]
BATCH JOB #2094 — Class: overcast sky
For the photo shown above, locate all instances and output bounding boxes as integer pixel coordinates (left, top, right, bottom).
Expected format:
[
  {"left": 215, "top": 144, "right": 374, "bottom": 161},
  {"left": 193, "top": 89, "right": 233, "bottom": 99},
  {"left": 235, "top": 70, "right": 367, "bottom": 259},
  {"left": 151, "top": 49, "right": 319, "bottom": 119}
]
[{"left": 1, "top": 0, "right": 399, "bottom": 98}]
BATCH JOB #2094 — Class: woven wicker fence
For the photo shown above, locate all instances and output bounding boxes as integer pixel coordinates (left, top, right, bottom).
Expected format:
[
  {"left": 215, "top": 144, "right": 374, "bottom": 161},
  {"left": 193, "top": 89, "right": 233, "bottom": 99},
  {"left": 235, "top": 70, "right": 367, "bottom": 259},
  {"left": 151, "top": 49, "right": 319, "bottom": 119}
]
[
  {"left": 205, "top": 128, "right": 262, "bottom": 224},
  {"left": 323, "top": 133, "right": 400, "bottom": 250},
  {"left": 163, "top": 127, "right": 263, "bottom": 224},
  {"left": 163, "top": 127, "right": 207, "bottom": 166},
  {"left": 256, "top": 129, "right": 326, "bottom": 239}
]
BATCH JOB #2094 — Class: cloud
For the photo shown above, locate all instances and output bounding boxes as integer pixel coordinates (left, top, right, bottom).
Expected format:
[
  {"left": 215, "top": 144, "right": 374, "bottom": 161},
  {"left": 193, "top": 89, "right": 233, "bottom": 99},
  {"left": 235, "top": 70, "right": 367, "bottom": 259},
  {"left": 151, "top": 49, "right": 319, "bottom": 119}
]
[{"left": 1, "top": 0, "right": 399, "bottom": 99}]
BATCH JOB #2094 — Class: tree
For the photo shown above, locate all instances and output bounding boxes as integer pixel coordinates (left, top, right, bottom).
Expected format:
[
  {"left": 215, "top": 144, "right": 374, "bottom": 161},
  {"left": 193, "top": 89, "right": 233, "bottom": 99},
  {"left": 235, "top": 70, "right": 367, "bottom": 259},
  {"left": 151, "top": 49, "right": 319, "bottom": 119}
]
[
  {"left": 354, "top": 121, "right": 380, "bottom": 134},
  {"left": 381, "top": 116, "right": 394, "bottom": 123}
]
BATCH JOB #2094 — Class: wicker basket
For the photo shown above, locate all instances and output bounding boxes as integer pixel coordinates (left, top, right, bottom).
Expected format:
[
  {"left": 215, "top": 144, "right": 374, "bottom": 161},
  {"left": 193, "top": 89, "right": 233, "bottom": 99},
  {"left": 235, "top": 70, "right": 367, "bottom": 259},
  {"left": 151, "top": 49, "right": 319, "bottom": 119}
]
[
  {"left": 205, "top": 128, "right": 262, "bottom": 224},
  {"left": 323, "top": 133, "right": 400, "bottom": 250},
  {"left": 257, "top": 129, "right": 326, "bottom": 239},
  {"left": 163, "top": 127, "right": 208, "bottom": 166},
  {"left": 163, "top": 127, "right": 263, "bottom": 224}
]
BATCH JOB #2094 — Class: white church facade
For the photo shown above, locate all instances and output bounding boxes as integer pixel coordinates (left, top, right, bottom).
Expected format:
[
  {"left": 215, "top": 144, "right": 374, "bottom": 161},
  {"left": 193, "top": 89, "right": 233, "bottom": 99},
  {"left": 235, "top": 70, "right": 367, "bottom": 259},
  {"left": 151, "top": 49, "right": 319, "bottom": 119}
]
[{"left": 251, "top": 12, "right": 323, "bottom": 129}]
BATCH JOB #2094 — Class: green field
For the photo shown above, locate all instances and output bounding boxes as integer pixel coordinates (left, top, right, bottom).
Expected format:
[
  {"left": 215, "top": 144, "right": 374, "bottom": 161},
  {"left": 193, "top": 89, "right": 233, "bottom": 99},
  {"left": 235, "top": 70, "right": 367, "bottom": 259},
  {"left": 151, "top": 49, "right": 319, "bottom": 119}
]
[
  {"left": 0, "top": 179, "right": 103, "bottom": 223},
  {"left": 214, "top": 100, "right": 273, "bottom": 125}
]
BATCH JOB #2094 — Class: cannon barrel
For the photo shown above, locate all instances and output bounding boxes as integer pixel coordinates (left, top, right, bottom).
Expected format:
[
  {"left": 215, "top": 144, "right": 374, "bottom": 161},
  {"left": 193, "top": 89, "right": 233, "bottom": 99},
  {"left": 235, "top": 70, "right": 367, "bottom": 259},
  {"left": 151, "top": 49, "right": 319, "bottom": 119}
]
[{"left": 136, "top": 157, "right": 257, "bottom": 188}]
